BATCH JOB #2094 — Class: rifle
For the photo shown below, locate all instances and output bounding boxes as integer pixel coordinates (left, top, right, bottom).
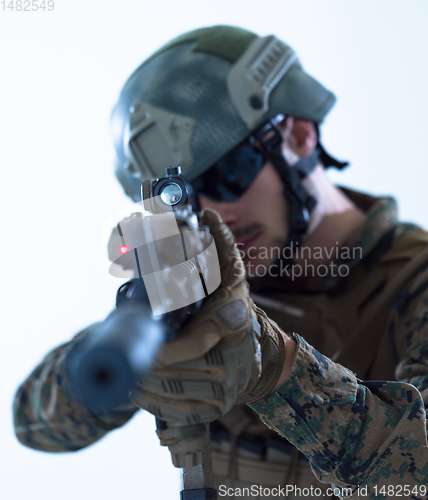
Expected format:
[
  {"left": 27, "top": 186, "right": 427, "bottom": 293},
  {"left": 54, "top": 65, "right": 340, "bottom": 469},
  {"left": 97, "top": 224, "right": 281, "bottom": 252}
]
[{"left": 65, "top": 166, "right": 218, "bottom": 499}]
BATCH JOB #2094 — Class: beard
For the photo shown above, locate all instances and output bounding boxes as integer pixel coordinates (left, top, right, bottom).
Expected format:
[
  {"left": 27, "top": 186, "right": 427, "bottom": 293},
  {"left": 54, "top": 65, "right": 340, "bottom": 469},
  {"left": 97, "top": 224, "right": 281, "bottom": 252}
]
[{"left": 242, "top": 236, "right": 288, "bottom": 280}]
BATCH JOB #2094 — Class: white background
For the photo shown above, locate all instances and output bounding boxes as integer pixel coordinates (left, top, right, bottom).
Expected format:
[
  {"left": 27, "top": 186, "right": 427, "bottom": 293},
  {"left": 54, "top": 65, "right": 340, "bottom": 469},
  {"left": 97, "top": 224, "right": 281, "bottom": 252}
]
[{"left": 1, "top": 1, "right": 427, "bottom": 499}]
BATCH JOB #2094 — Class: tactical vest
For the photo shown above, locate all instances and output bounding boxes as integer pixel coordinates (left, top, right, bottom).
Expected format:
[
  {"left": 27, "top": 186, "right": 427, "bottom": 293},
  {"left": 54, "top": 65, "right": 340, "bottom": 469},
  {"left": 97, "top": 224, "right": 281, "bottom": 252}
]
[
  {"left": 250, "top": 225, "right": 428, "bottom": 380},
  {"left": 210, "top": 226, "right": 428, "bottom": 498}
]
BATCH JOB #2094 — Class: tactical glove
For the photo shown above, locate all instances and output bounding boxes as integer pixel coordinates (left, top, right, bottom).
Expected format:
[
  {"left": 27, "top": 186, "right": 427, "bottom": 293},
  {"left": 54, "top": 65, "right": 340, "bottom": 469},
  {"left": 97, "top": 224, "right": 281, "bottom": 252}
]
[{"left": 128, "top": 209, "right": 286, "bottom": 424}]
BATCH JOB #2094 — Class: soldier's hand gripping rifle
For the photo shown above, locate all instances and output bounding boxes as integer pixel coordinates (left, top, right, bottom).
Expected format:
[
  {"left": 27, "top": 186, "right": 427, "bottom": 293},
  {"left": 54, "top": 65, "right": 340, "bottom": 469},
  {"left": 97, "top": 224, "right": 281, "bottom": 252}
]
[{"left": 65, "top": 166, "right": 219, "bottom": 499}]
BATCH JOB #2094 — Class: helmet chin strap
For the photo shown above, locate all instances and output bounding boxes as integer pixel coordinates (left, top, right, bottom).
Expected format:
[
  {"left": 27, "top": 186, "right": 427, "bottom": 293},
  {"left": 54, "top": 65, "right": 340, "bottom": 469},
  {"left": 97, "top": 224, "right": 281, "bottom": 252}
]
[
  {"left": 269, "top": 147, "right": 318, "bottom": 253},
  {"left": 253, "top": 120, "right": 318, "bottom": 263}
]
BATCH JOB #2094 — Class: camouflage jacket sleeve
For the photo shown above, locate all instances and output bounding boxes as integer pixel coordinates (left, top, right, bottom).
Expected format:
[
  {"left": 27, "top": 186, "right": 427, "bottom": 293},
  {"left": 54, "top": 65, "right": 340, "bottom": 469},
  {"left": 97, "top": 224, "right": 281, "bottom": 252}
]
[
  {"left": 13, "top": 324, "right": 138, "bottom": 452},
  {"left": 249, "top": 327, "right": 428, "bottom": 498}
]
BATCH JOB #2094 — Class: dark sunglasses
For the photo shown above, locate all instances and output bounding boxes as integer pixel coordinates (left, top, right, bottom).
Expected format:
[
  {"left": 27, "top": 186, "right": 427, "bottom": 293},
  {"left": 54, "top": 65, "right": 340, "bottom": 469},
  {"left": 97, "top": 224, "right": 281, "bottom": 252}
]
[{"left": 191, "top": 143, "right": 266, "bottom": 203}]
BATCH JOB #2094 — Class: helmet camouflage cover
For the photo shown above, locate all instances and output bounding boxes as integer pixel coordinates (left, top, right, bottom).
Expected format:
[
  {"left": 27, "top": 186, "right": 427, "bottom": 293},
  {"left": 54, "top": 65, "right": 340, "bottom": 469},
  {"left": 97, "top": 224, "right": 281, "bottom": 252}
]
[{"left": 111, "top": 25, "right": 336, "bottom": 201}]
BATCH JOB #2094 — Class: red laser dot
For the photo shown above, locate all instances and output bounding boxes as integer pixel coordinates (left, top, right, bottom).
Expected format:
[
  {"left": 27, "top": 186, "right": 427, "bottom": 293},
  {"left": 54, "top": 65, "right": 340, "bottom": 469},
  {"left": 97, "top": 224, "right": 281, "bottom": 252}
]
[{"left": 119, "top": 245, "right": 129, "bottom": 254}]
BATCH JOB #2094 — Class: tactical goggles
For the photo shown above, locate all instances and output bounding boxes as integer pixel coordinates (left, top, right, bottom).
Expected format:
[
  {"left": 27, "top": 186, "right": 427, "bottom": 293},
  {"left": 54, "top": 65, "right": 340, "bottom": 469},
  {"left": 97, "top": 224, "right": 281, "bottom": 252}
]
[
  {"left": 190, "top": 116, "right": 286, "bottom": 205},
  {"left": 191, "top": 142, "right": 267, "bottom": 203}
]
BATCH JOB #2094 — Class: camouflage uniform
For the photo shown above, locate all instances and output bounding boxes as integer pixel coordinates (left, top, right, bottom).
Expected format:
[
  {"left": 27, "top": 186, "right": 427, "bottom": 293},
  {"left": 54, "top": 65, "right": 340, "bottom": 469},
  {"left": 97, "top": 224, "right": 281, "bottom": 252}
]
[{"left": 13, "top": 190, "right": 428, "bottom": 498}]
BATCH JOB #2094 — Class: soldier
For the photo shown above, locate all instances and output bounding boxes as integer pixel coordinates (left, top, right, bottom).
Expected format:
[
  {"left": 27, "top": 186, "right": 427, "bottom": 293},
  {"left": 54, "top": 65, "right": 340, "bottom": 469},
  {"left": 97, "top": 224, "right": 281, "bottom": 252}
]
[{"left": 13, "top": 26, "right": 428, "bottom": 498}]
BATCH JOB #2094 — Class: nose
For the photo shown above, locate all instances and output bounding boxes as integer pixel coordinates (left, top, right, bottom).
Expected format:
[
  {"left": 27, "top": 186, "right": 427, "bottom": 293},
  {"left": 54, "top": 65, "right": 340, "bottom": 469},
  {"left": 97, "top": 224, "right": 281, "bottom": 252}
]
[{"left": 197, "top": 196, "right": 239, "bottom": 229}]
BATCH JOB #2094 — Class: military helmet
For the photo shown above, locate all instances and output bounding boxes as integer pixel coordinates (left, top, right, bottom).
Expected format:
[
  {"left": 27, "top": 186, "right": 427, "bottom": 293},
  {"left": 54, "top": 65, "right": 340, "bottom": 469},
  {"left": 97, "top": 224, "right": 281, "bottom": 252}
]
[{"left": 111, "top": 25, "right": 337, "bottom": 202}]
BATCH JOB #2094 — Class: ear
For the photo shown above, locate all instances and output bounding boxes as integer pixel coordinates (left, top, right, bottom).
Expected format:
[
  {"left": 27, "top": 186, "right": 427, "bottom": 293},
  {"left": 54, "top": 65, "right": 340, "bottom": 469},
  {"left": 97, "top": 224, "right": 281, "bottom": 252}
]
[{"left": 281, "top": 116, "right": 318, "bottom": 158}]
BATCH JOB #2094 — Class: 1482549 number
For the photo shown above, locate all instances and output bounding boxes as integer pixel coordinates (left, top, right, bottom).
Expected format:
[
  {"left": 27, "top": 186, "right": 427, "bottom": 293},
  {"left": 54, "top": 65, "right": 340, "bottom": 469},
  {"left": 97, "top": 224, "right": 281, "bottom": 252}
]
[
  {"left": 1, "top": 0, "right": 54, "bottom": 11},
  {"left": 373, "top": 484, "right": 427, "bottom": 497}
]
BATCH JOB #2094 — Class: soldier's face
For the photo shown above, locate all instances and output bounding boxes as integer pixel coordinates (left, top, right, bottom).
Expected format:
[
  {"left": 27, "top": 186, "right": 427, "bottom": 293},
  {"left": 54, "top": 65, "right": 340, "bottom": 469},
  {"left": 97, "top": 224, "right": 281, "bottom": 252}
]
[{"left": 198, "top": 161, "right": 289, "bottom": 278}]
